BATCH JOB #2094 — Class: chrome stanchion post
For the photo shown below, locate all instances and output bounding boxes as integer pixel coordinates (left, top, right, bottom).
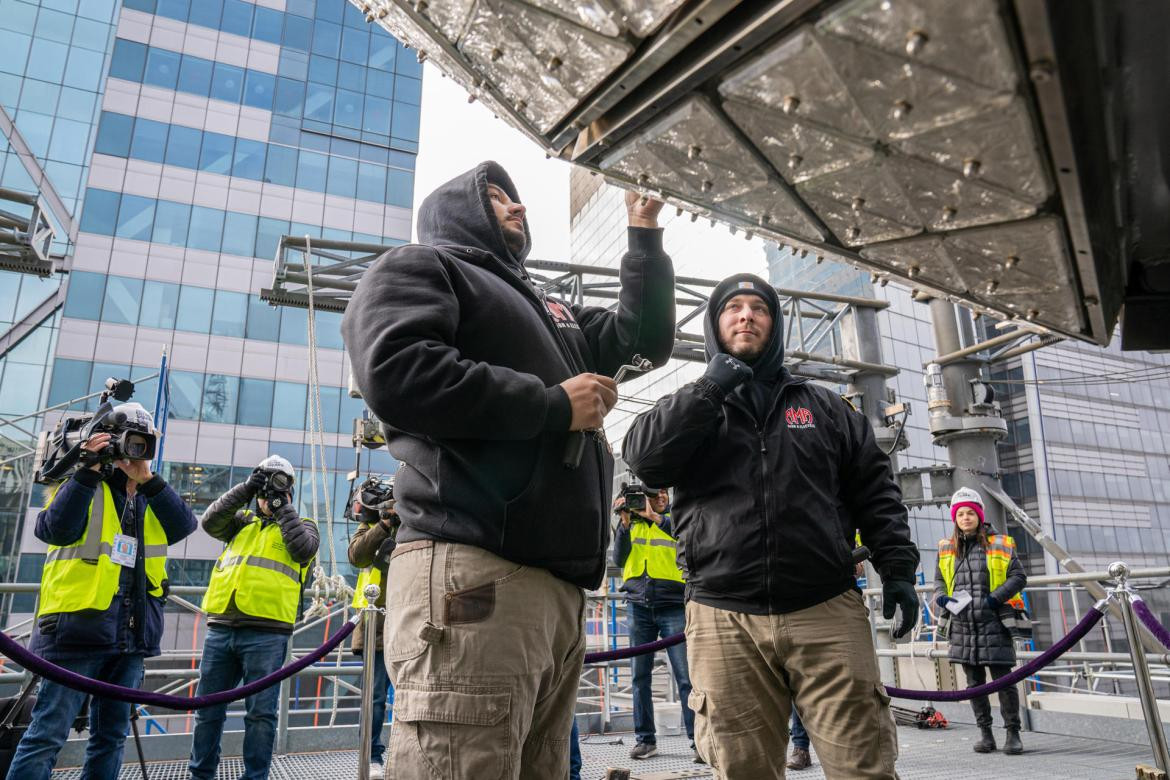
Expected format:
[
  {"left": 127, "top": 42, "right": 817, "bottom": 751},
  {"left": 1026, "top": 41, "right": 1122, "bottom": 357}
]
[
  {"left": 1109, "top": 561, "right": 1170, "bottom": 772},
  {"left": 357, "top": 584, "right": 381, "bottom": 780}
]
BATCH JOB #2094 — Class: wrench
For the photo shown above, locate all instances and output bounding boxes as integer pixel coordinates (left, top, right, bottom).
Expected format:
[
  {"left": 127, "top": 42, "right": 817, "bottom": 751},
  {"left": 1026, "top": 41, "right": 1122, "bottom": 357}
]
[{"left": 563, "top": 355, "right": 654, "bottom": 469}]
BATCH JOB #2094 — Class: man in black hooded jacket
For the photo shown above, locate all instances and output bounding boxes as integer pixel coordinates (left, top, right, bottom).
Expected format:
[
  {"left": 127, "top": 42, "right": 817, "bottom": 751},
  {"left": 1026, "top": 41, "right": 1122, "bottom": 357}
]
[
  {"left": 623, "top": 273, "right": 920, "bottom": 779},
  {"left": 341, "top": 162, "right": 675, "bottom": 778}
]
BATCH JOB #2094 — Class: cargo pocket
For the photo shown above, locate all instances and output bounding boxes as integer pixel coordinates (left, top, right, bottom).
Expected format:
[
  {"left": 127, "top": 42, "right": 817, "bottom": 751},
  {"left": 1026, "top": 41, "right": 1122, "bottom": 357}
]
[
  {"left": 384, "top": 545, "right": 435, "bottom": 664},
  {"left": 873, "top": 684, "right": 899, "bottom": 770},
  {"left": 388, "top": 685, "right": 512, "bottom": 780},
  {"left": 688, "top": 689, "right": 717, "bottom": 768}
]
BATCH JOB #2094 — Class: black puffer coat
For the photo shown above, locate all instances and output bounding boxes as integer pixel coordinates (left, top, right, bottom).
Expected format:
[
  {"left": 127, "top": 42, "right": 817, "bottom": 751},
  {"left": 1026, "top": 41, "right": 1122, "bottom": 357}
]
[{"left": 932, "top": 534, "right": 1027, "bottom": 666}]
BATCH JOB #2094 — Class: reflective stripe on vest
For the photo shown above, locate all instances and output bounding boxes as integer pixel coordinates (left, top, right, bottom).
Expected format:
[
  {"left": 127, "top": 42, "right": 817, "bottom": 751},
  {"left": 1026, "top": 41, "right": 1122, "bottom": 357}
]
[
  {"left": 39, "top": 482, "right": 170, "bottom": 616},
  {"left": 351, "top": 566, "right": 383, "bottom": 610},
  {"left": 201, "top": 511, "right": 313, "bottom": 625},
  {"left": 937, "top": 534, "right": 1025, "bottom": 610},
  {"left": 622, "top": 521, "right": 684, "bottom": 584}
]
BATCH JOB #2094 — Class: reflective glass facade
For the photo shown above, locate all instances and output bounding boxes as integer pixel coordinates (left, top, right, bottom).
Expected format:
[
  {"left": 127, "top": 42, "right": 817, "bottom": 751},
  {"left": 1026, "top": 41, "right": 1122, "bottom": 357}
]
[{"left": 1, "top": 0, "right": 418, "bottom": 596}]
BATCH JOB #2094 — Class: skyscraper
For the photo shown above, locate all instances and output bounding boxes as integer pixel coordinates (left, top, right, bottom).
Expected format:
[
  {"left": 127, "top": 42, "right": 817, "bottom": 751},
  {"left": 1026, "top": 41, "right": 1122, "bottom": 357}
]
[{"left": 0, "top": 0, "right": 420, "bottom": 609}]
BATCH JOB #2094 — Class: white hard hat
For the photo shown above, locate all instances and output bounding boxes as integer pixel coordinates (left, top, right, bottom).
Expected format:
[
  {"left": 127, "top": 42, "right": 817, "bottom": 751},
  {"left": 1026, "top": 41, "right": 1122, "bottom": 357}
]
[
  {"left": 109, "top": 402, "right": 155, "bottom": 432},
  {"left": 950, "top": 487, "right": 984, "bottom": 510},
  {"left": 258, "top": 455, "right": 295, "bottom": 477}
]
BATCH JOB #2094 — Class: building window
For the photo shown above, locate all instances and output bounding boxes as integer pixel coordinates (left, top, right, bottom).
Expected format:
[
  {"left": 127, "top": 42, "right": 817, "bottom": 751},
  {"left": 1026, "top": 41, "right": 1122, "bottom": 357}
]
[
  {"left": 139, "top": 281, "right": 181, "bottom": 330},
  {"left": 143, "top": 46, "right": 181, "bottom": 91},
  {"left": 238, "top": 377, "right": 275, "bottom": 427},
  {"left": 102, "top": 276, "right": 144, "bottom": 325},
  {"left": 79, "top": 188, "right": 120, "bottom": 236},
  {"left": 176, "top": 285, "right": 214, "bottom": 333},
  {"left": 94, "top": 111, "right": 133, "bottom": 157},
  {"left": 165, "top": 124, "right": 203, "bottom": 169},
  {"left": 108, "top": 38, "right": 147, "bottom": 82},
  {"left": 115, "top": 194, "right": 155, "bottom": 241},
  {"left": 63, "top": 271, "right": 107, "bottom": 320},
  {"left": 210, "top": 290, "right": 247, "bottom": 338},
  {"left": 210, "top": 62, "right": 245, "bottom": 103},
  {"left": 201, "top": 373, "right": 239, "bottom": 423}
]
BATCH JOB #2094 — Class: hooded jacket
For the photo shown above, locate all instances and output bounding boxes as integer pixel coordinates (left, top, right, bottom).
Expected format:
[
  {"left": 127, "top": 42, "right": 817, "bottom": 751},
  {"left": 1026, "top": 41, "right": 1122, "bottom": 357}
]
[
  {"left": 342, "top": 162, "right": 675, "bottom": 589},
  {"left": 623, "top": 274, "right": 919, "bottom": 615}
]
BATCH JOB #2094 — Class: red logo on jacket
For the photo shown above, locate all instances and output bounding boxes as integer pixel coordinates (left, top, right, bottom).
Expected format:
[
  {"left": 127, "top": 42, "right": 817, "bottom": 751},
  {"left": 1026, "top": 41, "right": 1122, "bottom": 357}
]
[
  {"left": 786, "top": 407, "right": 815, "bottom": 428},
  {"left": 544, "top": 298, "right": 580, "bottom": 330}
]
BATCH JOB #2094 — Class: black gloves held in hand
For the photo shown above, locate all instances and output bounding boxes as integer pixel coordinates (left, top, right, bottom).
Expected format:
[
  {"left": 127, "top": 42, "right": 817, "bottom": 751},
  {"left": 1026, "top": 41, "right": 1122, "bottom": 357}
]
[
  {"left": 882, "top": 579, "right": 920, "bottom": 639},
  {"left": 703, "top": 353, "right": 753, "bottom": 394},
  {"left": 936, "top": 595, "right": 956, "bottom": 609}
]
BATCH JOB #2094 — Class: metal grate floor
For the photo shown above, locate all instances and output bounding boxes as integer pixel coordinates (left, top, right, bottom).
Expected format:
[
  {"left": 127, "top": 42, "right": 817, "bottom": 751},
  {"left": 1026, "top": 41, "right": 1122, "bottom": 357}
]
[{"left": 50, "top": 724, "right": 1155, "bottom": 779}]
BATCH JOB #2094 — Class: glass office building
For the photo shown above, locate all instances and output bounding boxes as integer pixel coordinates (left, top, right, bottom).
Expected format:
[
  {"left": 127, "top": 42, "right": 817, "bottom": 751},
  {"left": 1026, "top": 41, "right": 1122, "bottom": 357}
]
[{"left": 0, "top": 0, "right": 418, "bottom": 599}]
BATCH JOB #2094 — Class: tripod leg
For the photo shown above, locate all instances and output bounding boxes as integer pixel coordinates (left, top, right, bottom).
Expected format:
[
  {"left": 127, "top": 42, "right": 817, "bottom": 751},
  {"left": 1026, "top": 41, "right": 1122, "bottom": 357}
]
[{"left": 129, "top": 706, "right": 149, "bottom": 780}]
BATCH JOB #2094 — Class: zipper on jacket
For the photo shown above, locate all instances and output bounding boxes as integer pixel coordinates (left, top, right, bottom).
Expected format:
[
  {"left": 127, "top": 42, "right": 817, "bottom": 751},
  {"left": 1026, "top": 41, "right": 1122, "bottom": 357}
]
[{"left": 758, "top": 429, "right": 767, "bottom": 454}]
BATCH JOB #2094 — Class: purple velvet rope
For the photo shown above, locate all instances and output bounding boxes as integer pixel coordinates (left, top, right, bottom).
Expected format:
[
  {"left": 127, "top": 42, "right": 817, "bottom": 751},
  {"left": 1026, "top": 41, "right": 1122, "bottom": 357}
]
[
  {"left": 886, "top": 605, "right": 1105, "bottom": 701},
  {"left": 0, "top": 617, "right": 356, "bottom": 710},
  {"left": 1133, "top": 597, "right": 1170, "bottom": 650},
  {"left": 584, "top": 632, "right": 685, "bottom": 664}
]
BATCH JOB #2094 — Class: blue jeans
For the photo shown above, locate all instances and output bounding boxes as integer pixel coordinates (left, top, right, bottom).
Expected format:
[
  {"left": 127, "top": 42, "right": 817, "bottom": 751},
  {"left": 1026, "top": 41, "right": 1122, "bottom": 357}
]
[
  {"left": 6, "top": 654, "right": 145, "bottom": 780},
  {"left": 790, "top": 708, "right": 809, "bottom": 750},
  {"left": 629, "top": 602, "right": 693, "bottom": 745},
  {"left": 368, "top": 652, "right": 395, "bottom": 763},
  {"left": 569, "top": 718, "right": 581, "bottom": 780},
  {"left": 189, "top": 626, "right": 289, "bottom": 780}
]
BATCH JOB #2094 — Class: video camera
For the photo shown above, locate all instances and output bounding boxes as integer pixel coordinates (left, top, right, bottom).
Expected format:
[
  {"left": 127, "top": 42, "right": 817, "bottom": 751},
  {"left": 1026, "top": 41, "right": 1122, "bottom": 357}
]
[
  {"left": 34, "top": 378, "right": 157, "bottom": 484},
  {"left": 613, "top": 482, "right": 656, "bottom": 518},
  {"left": 347, "top": 475, "right": 396, "bottom": 525}
]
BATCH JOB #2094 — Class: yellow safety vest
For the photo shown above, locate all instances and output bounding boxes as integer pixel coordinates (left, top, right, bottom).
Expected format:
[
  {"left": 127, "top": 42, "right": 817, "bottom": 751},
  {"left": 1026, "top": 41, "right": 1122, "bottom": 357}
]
[
  {"left": 202, "top": 511, "right": 313, "bottom": 625},
  {"left": 622, "top": 519, "right": 684, "bottom": 584},
  {"left": 937, "top": 534, "right": 1025, "bottom": 610},
  {"left": 351, "top": 566, "right": 383, "bottom": 609},
  {"left": 39, "top": 482, "right": 170, "bottom": 616}
]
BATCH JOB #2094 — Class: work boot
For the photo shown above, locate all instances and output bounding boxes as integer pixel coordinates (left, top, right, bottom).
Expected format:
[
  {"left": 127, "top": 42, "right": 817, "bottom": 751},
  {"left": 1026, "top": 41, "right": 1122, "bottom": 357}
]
[
  {"left": 629, "top": 742, "right": 658, "bottom": 759},
  {"left": 1004, "top": 728, "right": 1024, "bottom": 755},
  {"left": 786, "top": 747, "right": 812, "bottom": 770},
  {"left": 973, "top": 726, "right": 997, "bottom": 753}
]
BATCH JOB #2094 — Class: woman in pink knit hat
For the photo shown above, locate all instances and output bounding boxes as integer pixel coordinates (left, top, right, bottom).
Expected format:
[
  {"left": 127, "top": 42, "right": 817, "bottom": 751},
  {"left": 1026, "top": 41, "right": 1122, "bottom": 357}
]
[{"left": 931, "top": 487, "right": 1028, "bottom": 756}]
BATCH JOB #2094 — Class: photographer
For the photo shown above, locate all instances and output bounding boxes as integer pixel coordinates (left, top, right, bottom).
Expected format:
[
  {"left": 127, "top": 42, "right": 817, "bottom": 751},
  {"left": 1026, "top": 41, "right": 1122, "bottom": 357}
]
[
  {"left": 612, "top": 485, "right": 696, "bottom": 762},
  {"left": 623, "top": 274, "right": 920, "bottom": 779},
  {"left": 8, "top": 404, "right": 196, "bottom": 780},
  {"left": 188, "top": 455, "right": 318, "bottom": 780},
  {"left": 347, "top": 476, "right": 398, "bottom": 779}
]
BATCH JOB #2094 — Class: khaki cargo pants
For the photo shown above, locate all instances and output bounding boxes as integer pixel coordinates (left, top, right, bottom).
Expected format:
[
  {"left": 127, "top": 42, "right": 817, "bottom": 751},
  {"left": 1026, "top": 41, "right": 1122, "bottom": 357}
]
[
  {"left": 382, "top": 540, "right": 585, "bottom": 779},
  {"left": 686, "top": 590, "right": 899, "bottom": 779}
]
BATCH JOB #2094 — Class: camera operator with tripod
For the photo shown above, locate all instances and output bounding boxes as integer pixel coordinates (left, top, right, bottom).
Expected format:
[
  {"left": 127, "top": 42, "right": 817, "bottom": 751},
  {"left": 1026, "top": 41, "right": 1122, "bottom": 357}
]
[
  {"left": 612, "top": 483, "right": 696, "bottom": 762},
  {"left": 8, "top": 398, "right": 197, "bottom": 780},
  {"left": 346, "top": 475, "right": 399, "bottom": 779},
  {"left": 189, "top": 455, "right": 319, "bottom": 780}
]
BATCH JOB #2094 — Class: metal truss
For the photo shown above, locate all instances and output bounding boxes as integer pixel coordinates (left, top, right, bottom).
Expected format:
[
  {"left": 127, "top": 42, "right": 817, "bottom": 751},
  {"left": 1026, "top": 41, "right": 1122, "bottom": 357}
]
[
  {"left": 261, "top": 237, "right": 898, "bottom": 384},
  {"left": 0, "top": 186, "right": 59, "bottom": 277}
]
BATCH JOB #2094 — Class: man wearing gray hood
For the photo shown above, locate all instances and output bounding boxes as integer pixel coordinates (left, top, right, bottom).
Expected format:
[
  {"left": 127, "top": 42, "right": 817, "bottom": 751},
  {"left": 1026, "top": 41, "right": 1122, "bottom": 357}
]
[{"left": 342, "top": 162, "right": 675, "bottom": 778}]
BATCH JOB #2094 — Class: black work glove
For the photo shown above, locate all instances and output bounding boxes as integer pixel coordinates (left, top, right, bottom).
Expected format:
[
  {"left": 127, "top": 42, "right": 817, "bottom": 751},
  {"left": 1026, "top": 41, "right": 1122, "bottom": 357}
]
[
  {"left": 703, "top": 353, "right": 753, "bottom": 394},
  {"left": 274, "top": 501, "right": 300, "bottom": 527},
  {"left": 882, "top": 579, "right": 920, "bottom": 639},
  {"left": 244, "top": 467, "right": 267, "bottom": 497},
  {"left": 984, "top": 595, "right": 1000, "bottom": 610},
  {"left": 935, "top": 595, "right": 956, "bottom": 609}
]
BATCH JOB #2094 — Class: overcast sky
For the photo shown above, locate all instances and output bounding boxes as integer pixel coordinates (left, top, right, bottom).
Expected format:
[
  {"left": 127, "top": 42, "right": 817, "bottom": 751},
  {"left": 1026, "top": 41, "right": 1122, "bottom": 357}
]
[{"left": 410, "top": 63, "right": 574, "bottom": 261}]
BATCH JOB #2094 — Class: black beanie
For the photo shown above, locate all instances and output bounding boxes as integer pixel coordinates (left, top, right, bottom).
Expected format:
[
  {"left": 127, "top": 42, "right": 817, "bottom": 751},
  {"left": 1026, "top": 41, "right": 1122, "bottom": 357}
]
[{"left": 709, "top": 274, "right": 777, "bottom": 322}]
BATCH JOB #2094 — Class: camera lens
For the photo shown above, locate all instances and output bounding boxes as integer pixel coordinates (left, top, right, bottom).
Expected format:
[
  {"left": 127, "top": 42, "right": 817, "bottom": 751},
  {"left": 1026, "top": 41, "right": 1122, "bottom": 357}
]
[
  {"left": 123, "top": 435, "right": 148, "bottom": 459},
  {"left": 268, "top": 472, "right": 291, "bottom": 492}
]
